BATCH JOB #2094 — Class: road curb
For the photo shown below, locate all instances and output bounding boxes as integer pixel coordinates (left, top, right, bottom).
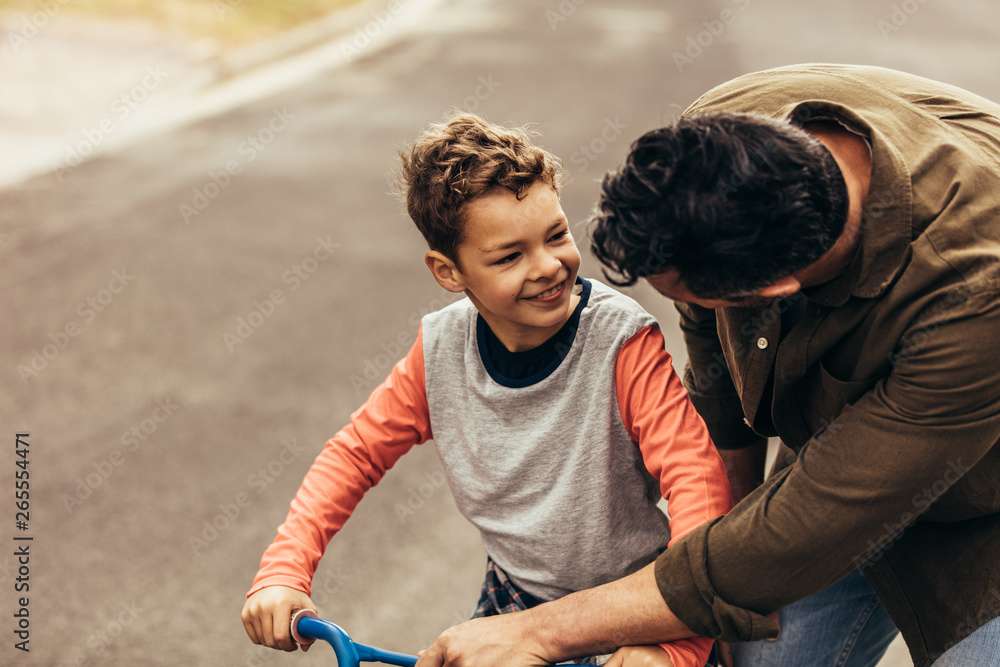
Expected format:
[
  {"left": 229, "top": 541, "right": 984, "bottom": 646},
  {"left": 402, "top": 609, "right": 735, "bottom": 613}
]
[
  {"left": 123, "top": 0, "right": 448, "bottom": 141},
  {"left": 1, "top": 0, "right": 447, "bottom": 189},
  {"left": 200, "top": 0, "right": 402, "bottom": 86}
]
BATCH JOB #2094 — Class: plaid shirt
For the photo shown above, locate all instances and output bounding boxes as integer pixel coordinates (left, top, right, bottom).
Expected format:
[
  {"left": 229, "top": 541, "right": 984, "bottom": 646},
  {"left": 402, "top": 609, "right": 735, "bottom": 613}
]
[{"left": 472, "top": 559, "right": 609, "bottom": 666}]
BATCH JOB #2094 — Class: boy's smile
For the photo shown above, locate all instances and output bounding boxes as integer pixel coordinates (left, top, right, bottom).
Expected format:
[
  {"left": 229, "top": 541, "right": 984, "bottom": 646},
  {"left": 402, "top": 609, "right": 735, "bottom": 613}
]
[{"left": 425, "top": 181, "right": 581, "bottom": 352}]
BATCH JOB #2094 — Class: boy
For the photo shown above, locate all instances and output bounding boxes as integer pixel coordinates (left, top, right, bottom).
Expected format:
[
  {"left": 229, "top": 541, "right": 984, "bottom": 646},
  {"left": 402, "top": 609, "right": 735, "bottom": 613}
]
[{"left": 241, "top": 114, "right": 731, "bottom": 666}]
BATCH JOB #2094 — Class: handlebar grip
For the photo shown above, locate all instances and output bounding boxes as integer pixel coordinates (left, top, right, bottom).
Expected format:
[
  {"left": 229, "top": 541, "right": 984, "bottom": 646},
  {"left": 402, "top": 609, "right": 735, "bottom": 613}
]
[{"left": 289, "top": 608, "right": 318, "bottom": 646}]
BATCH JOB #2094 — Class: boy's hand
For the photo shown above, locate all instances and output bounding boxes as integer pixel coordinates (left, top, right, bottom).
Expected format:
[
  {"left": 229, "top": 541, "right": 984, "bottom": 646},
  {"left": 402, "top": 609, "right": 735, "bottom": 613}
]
[
  {"left": 605, "top": 646, "right": 674, "bottom": 667},
  {"left": 241, "top": 585, "right": 316, "bottom": 652}
]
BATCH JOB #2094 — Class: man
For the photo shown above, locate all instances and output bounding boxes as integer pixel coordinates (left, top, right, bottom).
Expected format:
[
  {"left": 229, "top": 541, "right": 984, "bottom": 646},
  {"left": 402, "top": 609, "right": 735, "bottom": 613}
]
[{"left": 414, "top": 65, "right": 1000, "bottom": 667}]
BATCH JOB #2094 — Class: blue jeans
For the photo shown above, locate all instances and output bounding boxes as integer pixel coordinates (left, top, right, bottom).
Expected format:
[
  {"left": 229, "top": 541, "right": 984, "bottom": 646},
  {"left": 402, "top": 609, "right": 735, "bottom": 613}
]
[
  {"left": 730, "top": 569, "right": 1000, "bottom": 666},
  {"left": 932, "top": 614, "right": 1000, "bottom": 666},
  {"left": 729, "top": 569, "right": 898, "bottom": 667}
]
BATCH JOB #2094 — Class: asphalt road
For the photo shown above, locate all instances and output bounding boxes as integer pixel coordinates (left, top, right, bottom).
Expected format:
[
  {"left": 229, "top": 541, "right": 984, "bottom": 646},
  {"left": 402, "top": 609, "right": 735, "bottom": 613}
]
[{"left": 4, "top": 0, "right": 1000, "bottom": 665}]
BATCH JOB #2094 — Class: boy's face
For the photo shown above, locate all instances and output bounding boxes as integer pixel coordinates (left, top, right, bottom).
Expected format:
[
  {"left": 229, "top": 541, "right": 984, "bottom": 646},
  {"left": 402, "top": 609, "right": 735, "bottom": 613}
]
[{"left": 436, "top": 181, "right": 581, "bottom": 352}]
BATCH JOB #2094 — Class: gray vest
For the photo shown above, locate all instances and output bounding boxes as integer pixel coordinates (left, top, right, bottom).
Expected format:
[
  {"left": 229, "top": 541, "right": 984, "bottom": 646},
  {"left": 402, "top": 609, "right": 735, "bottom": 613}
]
[{"left": 422, "top": 279, "right": 672, "bottom": 600}]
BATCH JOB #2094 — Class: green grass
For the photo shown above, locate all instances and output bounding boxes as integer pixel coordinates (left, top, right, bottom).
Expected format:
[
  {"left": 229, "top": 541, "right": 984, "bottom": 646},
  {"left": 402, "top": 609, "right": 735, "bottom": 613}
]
[{"left": 0, "top": 0, "right": 365, "bottom": 45}]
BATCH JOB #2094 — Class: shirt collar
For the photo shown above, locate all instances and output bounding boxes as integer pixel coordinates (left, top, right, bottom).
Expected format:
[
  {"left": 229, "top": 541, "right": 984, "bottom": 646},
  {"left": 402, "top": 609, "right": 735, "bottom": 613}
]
[{"left": 785, "top": 102, "right": 913, "bottom": 306}]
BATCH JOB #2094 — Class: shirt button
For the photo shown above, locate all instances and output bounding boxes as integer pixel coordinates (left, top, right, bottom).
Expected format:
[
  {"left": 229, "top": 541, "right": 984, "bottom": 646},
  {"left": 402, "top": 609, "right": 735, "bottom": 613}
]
[{"left": 757, "top": 337, "right": 769, "bottom": 350}]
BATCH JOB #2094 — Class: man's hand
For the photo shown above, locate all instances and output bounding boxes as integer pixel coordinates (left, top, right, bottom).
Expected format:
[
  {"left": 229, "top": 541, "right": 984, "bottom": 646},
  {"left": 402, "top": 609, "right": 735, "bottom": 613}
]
[
  {"left": 416, "top": 563, "right": 695, "bottom": 666},
  {"left": 415, "top": 613, "right": 552, "bottom": 667},
  {"left": 605, "top": 646, "right": 674, "bottom": 667},
  {"left": 241, "top": 585, "right": 316, "bottom": 652}
]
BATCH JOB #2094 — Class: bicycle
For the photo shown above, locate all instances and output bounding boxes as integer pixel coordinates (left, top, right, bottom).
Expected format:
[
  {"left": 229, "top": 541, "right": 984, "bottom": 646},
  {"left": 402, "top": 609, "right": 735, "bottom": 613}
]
[{"left": 290, "top": 609, "right": 591, "bottom": 667}]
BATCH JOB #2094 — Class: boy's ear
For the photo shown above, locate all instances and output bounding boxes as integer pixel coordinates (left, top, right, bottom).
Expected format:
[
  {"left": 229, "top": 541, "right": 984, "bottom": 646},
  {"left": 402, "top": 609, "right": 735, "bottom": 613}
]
[{"left": 424, "top": 251, "right": 466, "bottom": 293}]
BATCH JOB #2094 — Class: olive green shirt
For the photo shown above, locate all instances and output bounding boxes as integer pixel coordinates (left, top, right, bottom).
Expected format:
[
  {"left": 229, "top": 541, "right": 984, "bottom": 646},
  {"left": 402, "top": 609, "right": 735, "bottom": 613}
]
[{"left": 653, "top": 64, "right": 1000, "bottom": 667}]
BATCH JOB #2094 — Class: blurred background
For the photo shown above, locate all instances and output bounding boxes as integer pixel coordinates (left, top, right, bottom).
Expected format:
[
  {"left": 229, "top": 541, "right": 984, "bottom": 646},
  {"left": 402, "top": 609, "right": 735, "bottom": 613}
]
[{"left": 3, "top": 0, "right": 999, "bottom": 665}]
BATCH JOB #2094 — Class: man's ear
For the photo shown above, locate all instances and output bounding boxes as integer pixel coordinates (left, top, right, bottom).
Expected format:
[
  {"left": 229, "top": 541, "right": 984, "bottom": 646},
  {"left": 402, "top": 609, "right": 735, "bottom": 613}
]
[
  {"left": 425, "top": 251, "right": 466, "bottom": 293},
  {"left": 757, "top": 275, "right": 802, "bottom": 299}
]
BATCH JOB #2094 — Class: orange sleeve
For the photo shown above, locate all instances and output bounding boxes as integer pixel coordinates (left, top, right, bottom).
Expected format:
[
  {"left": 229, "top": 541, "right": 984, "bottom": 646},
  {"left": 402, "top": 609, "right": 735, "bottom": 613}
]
[
  {"left": 658, "top": 636, "right": 715, "bottom": 667},
  {"left": 616, "top": 325, "right": 732, "bottom": 667},
  {"left": 616, "top": 325, "right": 732, "bottom": 544},
  {"left": 248, "top": 327, "right": 432, "bottom": 597}
]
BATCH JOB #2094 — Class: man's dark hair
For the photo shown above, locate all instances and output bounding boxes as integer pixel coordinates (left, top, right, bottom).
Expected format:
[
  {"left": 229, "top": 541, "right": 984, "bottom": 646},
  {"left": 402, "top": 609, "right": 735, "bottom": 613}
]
[{"left": 589, "top": 112, "right": 849, "bottom": 298}]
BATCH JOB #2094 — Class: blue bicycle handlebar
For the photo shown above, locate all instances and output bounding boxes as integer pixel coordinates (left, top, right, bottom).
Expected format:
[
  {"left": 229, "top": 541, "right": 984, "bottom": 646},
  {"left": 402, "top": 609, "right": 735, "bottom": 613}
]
[
  {"left": 291, "top": 610, "right": 590, "bottom": 667},
  {"left": 296, "top": 616, "right": 417, "bottom": 666}
]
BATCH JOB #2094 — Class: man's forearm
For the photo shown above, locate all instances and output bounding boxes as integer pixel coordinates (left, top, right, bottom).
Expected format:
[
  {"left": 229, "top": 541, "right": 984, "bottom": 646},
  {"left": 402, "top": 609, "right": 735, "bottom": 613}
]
[
  {"left": 415, "top": 562, "right": 695, "bottom": 666},
  {"left": 531, "top": 562, "right": 694, "bottom": 661}
]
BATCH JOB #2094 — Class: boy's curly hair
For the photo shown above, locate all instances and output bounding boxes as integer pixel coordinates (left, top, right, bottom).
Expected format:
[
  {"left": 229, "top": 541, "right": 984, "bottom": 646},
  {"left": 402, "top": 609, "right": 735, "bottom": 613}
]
[{"left": 398, "top": 113, "right": 562, "bottom": 264}]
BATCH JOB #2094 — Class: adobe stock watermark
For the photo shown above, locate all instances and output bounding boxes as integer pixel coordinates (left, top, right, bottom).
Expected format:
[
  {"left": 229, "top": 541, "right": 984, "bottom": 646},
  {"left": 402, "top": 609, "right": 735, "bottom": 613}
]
[
  {"left": 350, "top": 289, "right": 464, "bottom": 396},
  {"left": 877, "top": 0, "right": 931, "bottom": 39},
  {"left": 214, "top": 0, "right": 245, "bottom": 20},
  {"left": 0, "top": 556, "right": 13, "bottom": 587},
  {"left": 947, "top": 586, "right": 1000, "bottom": 658},
  {"left": 672, "top": 0, "right": 751, "bottom": 73},
  {"left": 61, "top": 398, "right": 180, "bottom": 514},
  {"left": 416, "top": 607, "right": 480, "bottom": 650},
  {"left": 394, "top": 470, "right": 447, "bottom": 523},
  {"left": 180, "top": 107, "right": 296, "bottom": 223},
  {"left": 562, "top": 117, "right": 629, "bottom": 190},
  {"left": 67, "top": 600, "right": 145, "bottom": 666},
  {"left": 223, "top": 235, "right": 339, "bottom": 352},
  {"left": 715, "top": 136, "right": 786, "bottom": 201},
  {"left": 778, "top": 415, "right": 844, "bottom": 468},
  {"left": 438, "top": 75, "right": 502, "bottom": 120},
  {"left": 308, "top": 566, "right": 351, "bottom": 607},
  {"left": 713, "top": 101, "right": 835, "bottom": 202},
  {"left": 853, "top": 458, "right": 971, "bottom": 570},
  {"left": 6, "top": 0, "right": 72, "bottom": 53},
  {"left": 886, "top": 256, "right": 995, "bottom": 372},
  {"left": 546, "top": 0, "right": 587, "bottom": 30},
  {"left": 221, "top": 568, "right": 349, "bottom": 666},
  {"left": 190, "top": 438, "right": 310, "bottom": 554},
  {"left": 225, "top": 647, "right": 274, "bottom": 667},
  {"left": 52, "top": 65, "right": 171, "bottom": 181},
  {"left": 16, "top": 268, "right": 135, "bottom": 384},
  {"left": 340, "top": 0, "right": 405, "bottom": 62}
]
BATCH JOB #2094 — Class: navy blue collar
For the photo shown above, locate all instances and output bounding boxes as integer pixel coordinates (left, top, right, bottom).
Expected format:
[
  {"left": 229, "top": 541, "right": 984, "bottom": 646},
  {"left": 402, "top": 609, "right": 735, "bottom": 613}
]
[{"left": 477, "top": 277, "right": 591, "bottom": 388}]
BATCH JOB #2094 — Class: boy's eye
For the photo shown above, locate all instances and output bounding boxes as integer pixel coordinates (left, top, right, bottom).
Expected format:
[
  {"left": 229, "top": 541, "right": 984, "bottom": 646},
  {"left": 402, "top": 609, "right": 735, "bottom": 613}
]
[
  {"left": 494, "top": 252, "right": 519, "bottom": 266},
  {"left": 548, "top": 230, "right": 568, "bottom": 242}
]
